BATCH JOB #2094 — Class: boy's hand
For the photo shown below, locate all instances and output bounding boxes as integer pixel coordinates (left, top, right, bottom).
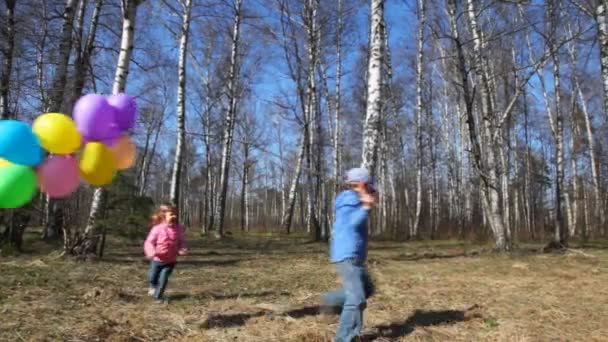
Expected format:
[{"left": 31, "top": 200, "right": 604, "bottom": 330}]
[
  {"left": 178, "top": 248, "right": 188, "bottom": 256},
  {"left": 360, "top": 192, "right": 376, "bottom": 210}
]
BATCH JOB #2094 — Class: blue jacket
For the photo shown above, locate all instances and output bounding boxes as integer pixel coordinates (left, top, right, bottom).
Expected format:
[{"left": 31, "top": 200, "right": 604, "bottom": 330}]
[{"left": 330, "top": 190, "right": 370, "bottom": 263}]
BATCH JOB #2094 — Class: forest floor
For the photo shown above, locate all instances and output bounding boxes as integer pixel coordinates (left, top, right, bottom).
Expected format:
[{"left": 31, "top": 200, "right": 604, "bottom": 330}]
[{"left": 1, "top": 230, "right": 607, "bottom": 341}]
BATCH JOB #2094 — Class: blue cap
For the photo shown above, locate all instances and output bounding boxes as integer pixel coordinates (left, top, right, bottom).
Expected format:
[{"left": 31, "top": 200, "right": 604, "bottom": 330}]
[{"left": 345, "top": 167, "right": 376, "bottom": 191}]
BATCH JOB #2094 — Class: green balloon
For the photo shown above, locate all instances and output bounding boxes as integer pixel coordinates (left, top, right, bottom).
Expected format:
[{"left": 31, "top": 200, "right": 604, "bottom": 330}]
[{"left": 0, "top": 165, "right": 37, "bottom": 209}]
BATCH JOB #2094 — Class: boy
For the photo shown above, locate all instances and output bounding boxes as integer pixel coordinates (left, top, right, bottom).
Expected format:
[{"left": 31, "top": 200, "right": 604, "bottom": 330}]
[{"left": 322, "top": 167, "right": 377, "bottom": 342}]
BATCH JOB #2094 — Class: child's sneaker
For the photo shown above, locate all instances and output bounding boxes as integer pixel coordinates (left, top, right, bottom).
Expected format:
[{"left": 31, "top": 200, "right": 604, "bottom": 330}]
[{"left": 147, "top": 287, "right": 155, "bottom": 297}]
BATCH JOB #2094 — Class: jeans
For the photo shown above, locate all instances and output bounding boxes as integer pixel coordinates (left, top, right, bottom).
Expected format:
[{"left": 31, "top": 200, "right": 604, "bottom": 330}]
[
  {"left": 322, "top": 258, "right": 375, "bottom": 342},
  {"left": 148, "top": 261, "right": 175, "bottom": 299}
]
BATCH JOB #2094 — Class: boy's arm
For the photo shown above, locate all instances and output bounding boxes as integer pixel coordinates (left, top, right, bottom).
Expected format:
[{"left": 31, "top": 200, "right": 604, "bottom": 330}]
[
  {"left": 144, "top": 226, "right": 159, "bottom": 259},
  {"left": 349, "top": 206, "right": 370, "bottom": 228},
  {"left": 338, "top": 192, "right": 370, "bottom": 228}
]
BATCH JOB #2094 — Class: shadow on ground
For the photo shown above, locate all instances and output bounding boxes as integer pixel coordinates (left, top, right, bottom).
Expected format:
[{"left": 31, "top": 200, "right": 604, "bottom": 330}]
[
  {"left": 101, "top": 257, "right": 244, "bottom": 268},
  {"left": 201, "top": 304, "right": 323, "bottom": 329},
  {"left": 389, "top": 251, "right": 482, "bottom": 262},
  {"left": 169, "top": 290, "right": 291, "bottom": 302},
  {"left": 362, "top": 305, "right": 484, "bottom": 340}
]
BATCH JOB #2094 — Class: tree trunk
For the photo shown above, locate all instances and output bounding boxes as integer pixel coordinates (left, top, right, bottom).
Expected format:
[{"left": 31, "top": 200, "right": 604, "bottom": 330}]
[
  {"left": 412, "top": 0, "right": 426, "bottom": 239},
  {"left": 333, "top": 0, "right": 343, "bottom": 195},
  {"left": 281, "top": 133, "right": 305, "bottom": 234},
  {"left": 80, "top": 0, "right": 141, "bottom": 257},
  {"left": 0, "top": 0, "right": 17, "bottom": 120},
  {"left": 214, "top": 0, "right": 243, "bottom": 238},
  {"left": 546, "top": 2, "right": 567, "bottom": 248},
  {"left": 523, "top": 87, "right": 532, "bottom": 236},
  {"left": 567, "top": 33, "right": 604, "bottom": 237},
  {"left": 597, "top": 3, "right": 608, "bottom": 123},
  {"left": 72, "top": 0, "right": 102, "bottom": 106},
  {"left": 447, "top": 0, "right": 510, "bottom": 250},
  {"left": 42, "top": 0, "right": 81, "bottom": 241},
  {"left": 139, "top": 116, "right": 162, "bottom": 196},
  {"left": 170, "top": 0, "right": 193, "bottom": 207},
  {"left": 303, "top": 0, "right": 321, "bottom": 241},
  {"left": 47, "top": 0, "right": 78, "bottom": 113},
  {"left": 201, "top": 42, "right": 215, "bottom": 234},
  {"left": 241, "top": 141, "right": 250, "bottom": 232},
  {"left": 569, "top": 101, "right": 579, "bottom": 238},
  {"left": 361, "top": 0, "right": 385, "bottom": 175}
]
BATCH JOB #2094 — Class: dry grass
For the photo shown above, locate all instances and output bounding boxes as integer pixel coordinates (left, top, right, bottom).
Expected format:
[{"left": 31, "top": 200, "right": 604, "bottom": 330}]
[{"left": 1, "top": 231, "right": 607, "bottom": 341}]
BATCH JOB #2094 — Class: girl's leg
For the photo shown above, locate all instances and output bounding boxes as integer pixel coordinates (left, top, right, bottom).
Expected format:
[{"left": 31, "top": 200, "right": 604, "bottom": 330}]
[
  {"left": 148, "top": 261, "right": 162, "bottom": 289},
  {"left": 154, "top": 263, "right": 175, "bottom": 299}
]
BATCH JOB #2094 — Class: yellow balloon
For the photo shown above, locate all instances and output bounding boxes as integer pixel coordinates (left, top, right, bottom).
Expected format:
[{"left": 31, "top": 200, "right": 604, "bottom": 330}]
[
  {"left": 33, "top": 113, "right": 82, "bottom": 154},
  {"left": 110, "top": 134, "right": 137, "bottom": 170},
  {"left": 0, "top": 158, "right": 10, "bottom": 169},
  {"left": 79, "top": 142, "right": 116, "bottom": 186}
]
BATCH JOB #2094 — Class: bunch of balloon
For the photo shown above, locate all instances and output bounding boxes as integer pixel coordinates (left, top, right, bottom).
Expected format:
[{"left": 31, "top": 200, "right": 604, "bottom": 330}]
[
  {"left": 74, "top": 94, "right": 137, "bottom": 186},
  {"left": 0, "top": 93, "right": 137, "bottom": 209}
]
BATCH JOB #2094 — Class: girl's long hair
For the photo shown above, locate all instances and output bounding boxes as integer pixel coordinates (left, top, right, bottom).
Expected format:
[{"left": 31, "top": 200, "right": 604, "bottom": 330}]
[{"left": 151, "top": 204, "right": 178, "bottom": 226}]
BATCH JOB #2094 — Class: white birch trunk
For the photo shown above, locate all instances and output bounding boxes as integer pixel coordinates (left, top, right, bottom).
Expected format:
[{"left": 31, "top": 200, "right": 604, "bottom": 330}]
[
  {"left": 567, "top": 34, "right": 604, "bottom": 235},
  {"left": 361, "top": 0, "right": 385, "bottom": 174},
  {"left": 547, "top": 3, "right": 566, "bottom": 246},
  {"left": 412, "top": 0, "right": 425, "bottom": 238},
  {"left": 139, "top": 114, "right": 162, "bottom": 196},
  {"left": 47, "top": 0, "right": 78, "bottom": 113},
  {"left": 214, "top": 0, "right": 243, "bottom": 238},
  {"left": 464, "top": 0, "right": 509, "bottom": 250},
  {"left": 241, "top": 141, "right": 250, "bottom": 232},
  {"left": 597, "top": 3, "right": 608, "bottom": 122},
  {"left": 0, "top": 0, "right": 17, "bottom": 119},
  {"left": 333, "top": 0, "right": 343, "bottom": 194},
  {"left": 82, "top": 0, "right": 141, "bottom": 254},
  {"left": 72, "top": 0, "right": 102, "bottom": 106},
  {"left": 281, "top": 133, "right": 305, "bottom": 233},
  {"left": 569, "top": 110, "right": 579, "bottom": 237},
  {"left": 170, "top": 0, "right": 193, "bottom": 207}
]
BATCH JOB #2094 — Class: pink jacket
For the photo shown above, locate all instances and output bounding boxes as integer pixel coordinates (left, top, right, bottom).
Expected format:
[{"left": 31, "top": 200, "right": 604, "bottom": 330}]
[{"left": 144, "top": 223, "right": 187, "bottom": 264}]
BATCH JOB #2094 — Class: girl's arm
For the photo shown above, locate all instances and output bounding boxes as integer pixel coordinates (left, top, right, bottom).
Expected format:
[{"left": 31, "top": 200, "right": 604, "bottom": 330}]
[{"left": 144, "top": 226, "right": 159, "bottom": 259}]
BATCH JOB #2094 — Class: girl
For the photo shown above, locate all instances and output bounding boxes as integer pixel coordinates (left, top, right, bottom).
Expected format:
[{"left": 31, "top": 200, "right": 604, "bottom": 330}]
[{"left": 144, "top": 204, "right": 188, "bottom": 303}]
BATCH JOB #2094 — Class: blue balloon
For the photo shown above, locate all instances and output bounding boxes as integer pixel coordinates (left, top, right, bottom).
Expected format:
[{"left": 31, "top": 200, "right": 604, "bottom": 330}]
[{"left": 0, "top": 120, "right": 43, "bottom": 166}]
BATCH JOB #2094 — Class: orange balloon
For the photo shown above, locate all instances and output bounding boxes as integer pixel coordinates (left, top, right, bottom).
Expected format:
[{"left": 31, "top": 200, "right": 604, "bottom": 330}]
[{"left": 110, "top": 135, "right": 136, "bottom": 170}]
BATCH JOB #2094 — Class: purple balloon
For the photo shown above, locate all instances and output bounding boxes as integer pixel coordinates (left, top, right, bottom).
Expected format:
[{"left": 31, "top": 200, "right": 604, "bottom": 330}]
[
  {"left": 107, "top": 94, "right": 137, "bottom": 131},
  {"left": 81, "top": 126, "right": 120, "bottom": 147},
  {"left": 73, "top": 94, "right": 118, "bottom": 141}
]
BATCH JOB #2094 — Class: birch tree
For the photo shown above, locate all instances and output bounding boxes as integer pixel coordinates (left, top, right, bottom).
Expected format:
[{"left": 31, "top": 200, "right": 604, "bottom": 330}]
[
  {"left": 567, "top": 25, "right": 604, "bottom": 236},
  {"left": 333, "top": 0, "right": 343, "bottom": 194},
  {"left": 46, "top": 0, "right": 78, "bottom": 113},
  {"left": 0, "top": 0, "right": 17, "bottom": 120},
  {"left": 361, "top": 0, "right": 385, "bottom": 174},
  {"left": 42, "top": 0, "right": 80, "bottom": 241},
  {"left": 412, "top": 0, "right": 425, "bottom": 238},
  {"left": 170, "top": 0, "right": 193, "bottom": 207},
  {"left": 214, "top": 0, "right": 243, "bottom": 238},
  {"left": 78, "top": 0, "right": 144, "bottom": 256}
]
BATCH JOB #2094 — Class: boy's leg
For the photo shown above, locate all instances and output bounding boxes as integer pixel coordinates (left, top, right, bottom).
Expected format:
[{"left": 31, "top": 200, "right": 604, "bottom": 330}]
[
  {"left": 363, "top": 267, "right": 375, "bottom": 299},
  {"left": 322, "top": 288, "right": 345, "bottom": 307},
  {"left": 154, "top": 263, "right": 175, "bottom": 299},
  {"left": 335, "top": 261, "right": 366, "bottom": 342},
  {"left": 321, "top": 288, "right": 345, "bottom": 315}
]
